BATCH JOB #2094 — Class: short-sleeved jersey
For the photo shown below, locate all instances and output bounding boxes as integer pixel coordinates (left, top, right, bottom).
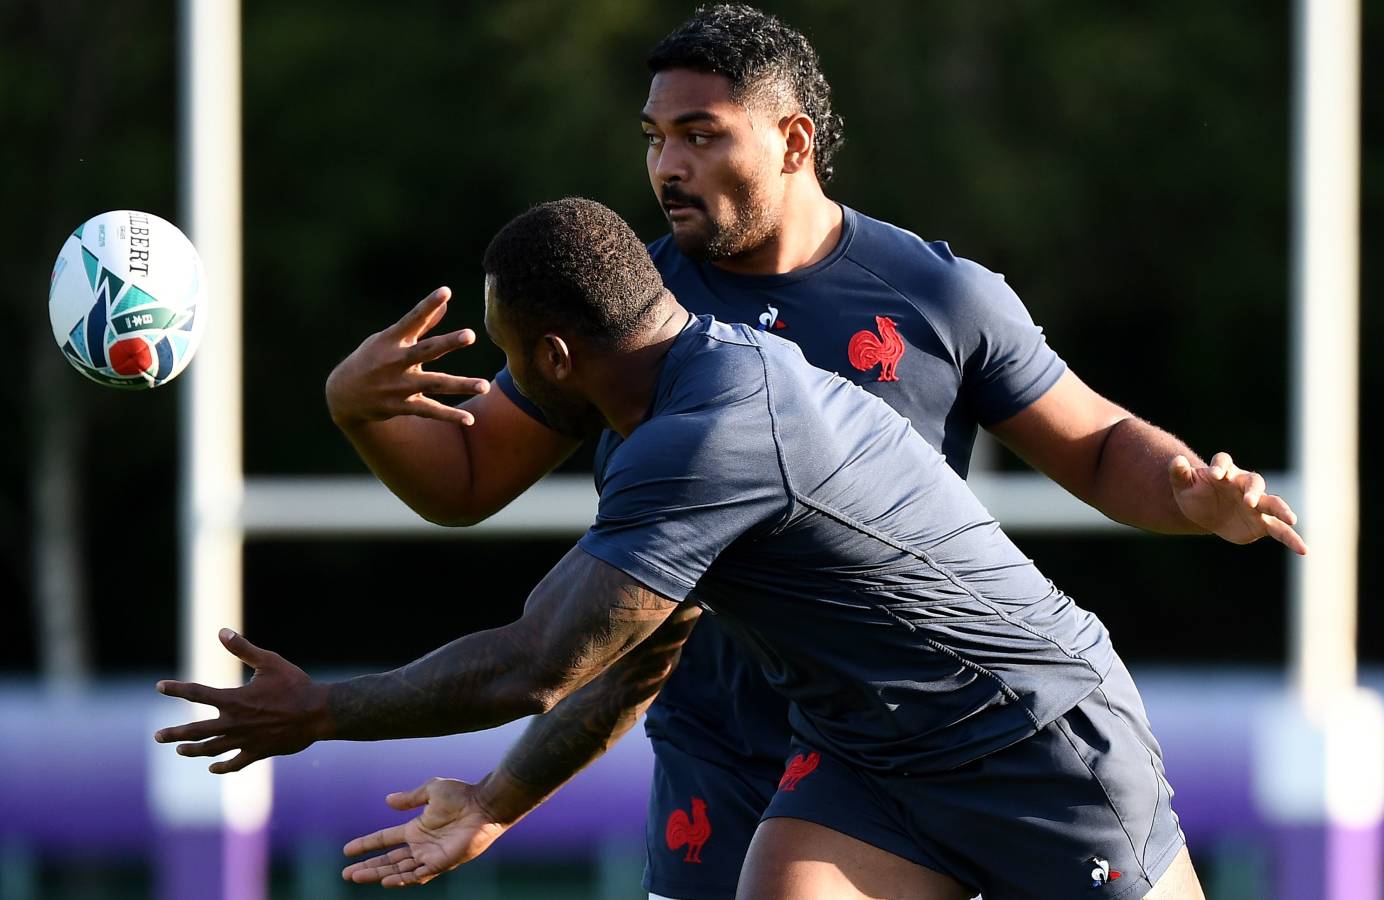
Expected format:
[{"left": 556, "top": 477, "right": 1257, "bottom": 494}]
[
  {"left": 497, "top": 206, "right": 1067, "bottom": 770},
  {"left": 647, "top": 206, "right": 1065, "bottom": 474},
  {"left": 578, "top": 315, "right": 1109, "bottom": 773}
]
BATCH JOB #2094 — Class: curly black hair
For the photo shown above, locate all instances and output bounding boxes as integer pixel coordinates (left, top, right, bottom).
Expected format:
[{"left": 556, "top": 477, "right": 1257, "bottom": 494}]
[
  {"left": 483, "top": 198, "right": 666, "bottom": 347},
  {"left": 648, "top": 4, "right": 845, "bottom": 183}
]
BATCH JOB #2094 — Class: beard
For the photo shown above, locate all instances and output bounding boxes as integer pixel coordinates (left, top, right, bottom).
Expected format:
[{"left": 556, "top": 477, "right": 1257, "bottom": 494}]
[{"left": 664, "top": 179, "right": 778, "bottom": 262}]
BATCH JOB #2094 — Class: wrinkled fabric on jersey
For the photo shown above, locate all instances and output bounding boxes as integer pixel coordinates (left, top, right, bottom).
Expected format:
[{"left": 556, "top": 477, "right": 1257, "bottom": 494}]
[{"left": 578, "top": 315, "right": 1109, "bottom": 773}]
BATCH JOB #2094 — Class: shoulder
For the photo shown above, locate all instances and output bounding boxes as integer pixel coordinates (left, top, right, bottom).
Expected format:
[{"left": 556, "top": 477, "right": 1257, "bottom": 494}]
[
  {"left": 847, "top": 211, "right": 1012, "bottom": 307},
  {"left": 620, "top": 320, "right": 775, "bottom": 463},
  {"left": 845, "top": 209, "right": 1035, "bottom": 340},
  {"left": 665, "top": 318, "right": 768, "bottom": 397},
  {"left": 598, "top": 324, "right": 788, "bottom": 522},
  {"left": 581, "top": 323, "right": 794, "bottom": 595}
]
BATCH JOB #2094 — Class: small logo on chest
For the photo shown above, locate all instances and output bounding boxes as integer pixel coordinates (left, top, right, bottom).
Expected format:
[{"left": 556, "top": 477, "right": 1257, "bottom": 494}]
[
  {"left": 847, "top": 315, "right": 905, "bottom": 382},
  {"left": 758, "top": 304, "right": 787, "bottom": 330}
]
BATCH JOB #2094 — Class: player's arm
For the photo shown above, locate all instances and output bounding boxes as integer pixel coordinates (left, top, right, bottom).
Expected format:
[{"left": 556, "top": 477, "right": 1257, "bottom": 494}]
[
  {"left": 987, "top": 369, "right": 1305, "bottom": 553},
  {"left": 949, "top": 259, "right": 1303, "bottom": 552},
  {"left": 487, "top": 600, "right": 700, "bottom": 814},
  {"left": 325, "top": 286, "right": 579, "bottom": 525},
  {"left": 153, "top": 547, "right": 684, "bottom": 772},
  {"left": 340, "top": 605, "right": 701, "bottom": 888}
]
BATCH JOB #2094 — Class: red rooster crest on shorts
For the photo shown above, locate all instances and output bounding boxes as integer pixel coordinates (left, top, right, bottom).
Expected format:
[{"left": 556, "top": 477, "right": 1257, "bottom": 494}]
[
  {"left": 847, "top": 316, "right": 905, "bottom": 382},
  {"left": 666, "top": 797, "right": 712, "bottom": 863},
  {"left": 778, "top": 752, "right": 821, "bottom": 791}
]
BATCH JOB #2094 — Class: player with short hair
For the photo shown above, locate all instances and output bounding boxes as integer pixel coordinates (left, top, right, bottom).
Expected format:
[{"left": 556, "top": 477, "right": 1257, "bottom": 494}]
[
  {"left": 159, "top": 6, "right": 1299, "bottom": 898},
  {"left": 159, "top": 197, "right": 1211, "bottom": 898}
]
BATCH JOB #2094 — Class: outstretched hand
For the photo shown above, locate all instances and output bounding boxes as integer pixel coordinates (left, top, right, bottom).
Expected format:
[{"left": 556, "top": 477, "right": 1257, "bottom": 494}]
[
  {"left": 342, "top": 777, "right": 510, "bottom": 888},
  {"left": 325, "top": 286, "right": 491, "bottom": 429},
  {"left": 1171, "top": 452, "right": 1307, "bottom": 555},
  {"left": 154, "top": 629, "right": 331, "bottom": 773}
]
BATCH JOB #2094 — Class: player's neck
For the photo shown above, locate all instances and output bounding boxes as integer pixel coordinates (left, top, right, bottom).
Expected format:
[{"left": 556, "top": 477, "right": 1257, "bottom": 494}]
[
  {"left": 593, "top": 300, "right": 691, "bottom": 438},
  {"left": 710, "top": 189, "right": 842, "bottom": 277}
]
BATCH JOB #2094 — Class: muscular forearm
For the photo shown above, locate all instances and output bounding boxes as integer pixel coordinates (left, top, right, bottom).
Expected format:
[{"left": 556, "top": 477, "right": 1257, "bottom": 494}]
[
  {"left": 1088, "top": 416, "right": 1205, "bottom": 533},
  {"left": 326, "top": 624, "right": 554, "bottom": 742},
  {"left": 481, "top": 656, "right": 665, "bottom": 822},
  {"left": 325, "top": 552, "right": 686, "bottom": 744},
  {"left": 338, "top": 415, "right": 479, "bottom": 525},
  {"left": 479, "top": 606, "right": 700, "bottom": 825},
  {"left": 155, "top": 553, "right": 684, "bottom": 774},
  {"left": 331, "top": 385, "right": 578, "bottom": 527}
]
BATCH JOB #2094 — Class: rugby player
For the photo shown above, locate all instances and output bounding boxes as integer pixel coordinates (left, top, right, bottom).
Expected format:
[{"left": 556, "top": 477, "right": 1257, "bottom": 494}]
[{"left": 160, "top": 197, "right": 1291, "bottom": 898}]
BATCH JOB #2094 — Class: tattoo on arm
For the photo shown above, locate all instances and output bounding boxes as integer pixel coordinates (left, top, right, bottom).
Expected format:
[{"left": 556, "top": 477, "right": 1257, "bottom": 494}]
[
  {"left": 327, "top": 547, "right": 680, "bottom": 742},
  {"left": 494, "top": 603, "right": 701, "bottom": 814},
  {"left": 326, "top": 625, "right": 533, "bottom": 742}
]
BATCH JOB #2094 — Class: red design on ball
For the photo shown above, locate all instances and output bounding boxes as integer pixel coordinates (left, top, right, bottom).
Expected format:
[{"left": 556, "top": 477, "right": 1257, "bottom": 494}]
[{"left": 109, "top": 338, "right": 153, "bottom": 376}]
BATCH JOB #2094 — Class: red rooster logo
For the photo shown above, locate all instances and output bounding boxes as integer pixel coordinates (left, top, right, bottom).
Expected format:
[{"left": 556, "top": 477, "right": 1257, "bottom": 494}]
[
  {"left": 777, "top": 752, "right": 821, "bottom": 791},
  {"left": 665, "top": 797, "right": 712, "bottom": 863},
  {"left": 847, "top": 316, "right": 905, "bottom": 382}
]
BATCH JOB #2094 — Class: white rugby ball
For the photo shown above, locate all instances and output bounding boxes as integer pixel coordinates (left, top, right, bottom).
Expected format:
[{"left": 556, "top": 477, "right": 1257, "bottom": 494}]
[{"left": 48, "top": 210, "right": 206, "bottom": 389}]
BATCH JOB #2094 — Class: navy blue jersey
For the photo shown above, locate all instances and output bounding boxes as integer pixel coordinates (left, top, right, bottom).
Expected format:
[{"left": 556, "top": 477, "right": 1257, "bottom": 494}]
[
  {"left": 647, "top": 206, "right": 1065, "bottom": 475},
  {"left": 497, "top": 206, "right": 1067, "bottom": 771},
  {"left": 578, "top": 316, "right": 1110, "bottom": 773}
]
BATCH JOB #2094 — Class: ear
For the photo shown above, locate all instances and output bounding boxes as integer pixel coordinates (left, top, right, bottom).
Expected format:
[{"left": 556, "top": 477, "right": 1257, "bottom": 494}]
[
  {"left": 536, "top": 334, "right": 574, "bottom": 381},
  {"left": 780, "top": 112, "right": 815, "bottom": 175}
]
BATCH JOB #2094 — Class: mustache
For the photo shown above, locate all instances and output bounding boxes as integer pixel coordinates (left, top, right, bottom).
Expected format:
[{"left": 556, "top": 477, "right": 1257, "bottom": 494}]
[{"left": 660, "top": 186, "right": 704, "bottom": 211}]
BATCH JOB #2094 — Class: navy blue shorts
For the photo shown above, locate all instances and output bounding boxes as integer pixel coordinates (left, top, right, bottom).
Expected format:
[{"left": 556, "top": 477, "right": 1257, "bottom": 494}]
[
  {"left": 643, "top": 738, "right": 780, "bottom": 900},
  {"left": 762, "top": 659, "right": 1185, "bottom": 899}
]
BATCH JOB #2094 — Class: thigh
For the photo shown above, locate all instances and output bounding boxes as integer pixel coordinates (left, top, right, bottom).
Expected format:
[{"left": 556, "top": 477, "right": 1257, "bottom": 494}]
[
  {"left": 1145, "top": 847, "right": 1205, "bottom": 900},
  {"left": 645, "top": 739, "right": 779, "bottom": 900},
  {"left": 737, "top": 817, "right": 972, "bottom": 900}
]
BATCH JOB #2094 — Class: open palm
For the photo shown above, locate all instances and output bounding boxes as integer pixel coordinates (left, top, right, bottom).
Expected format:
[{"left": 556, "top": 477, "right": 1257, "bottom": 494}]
[
  {"left": 1170, "top": 452, "right": 1306, "bottom": 554},
  {"left": 342, "top": 777, "right": 509, "bottom": 888}
]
